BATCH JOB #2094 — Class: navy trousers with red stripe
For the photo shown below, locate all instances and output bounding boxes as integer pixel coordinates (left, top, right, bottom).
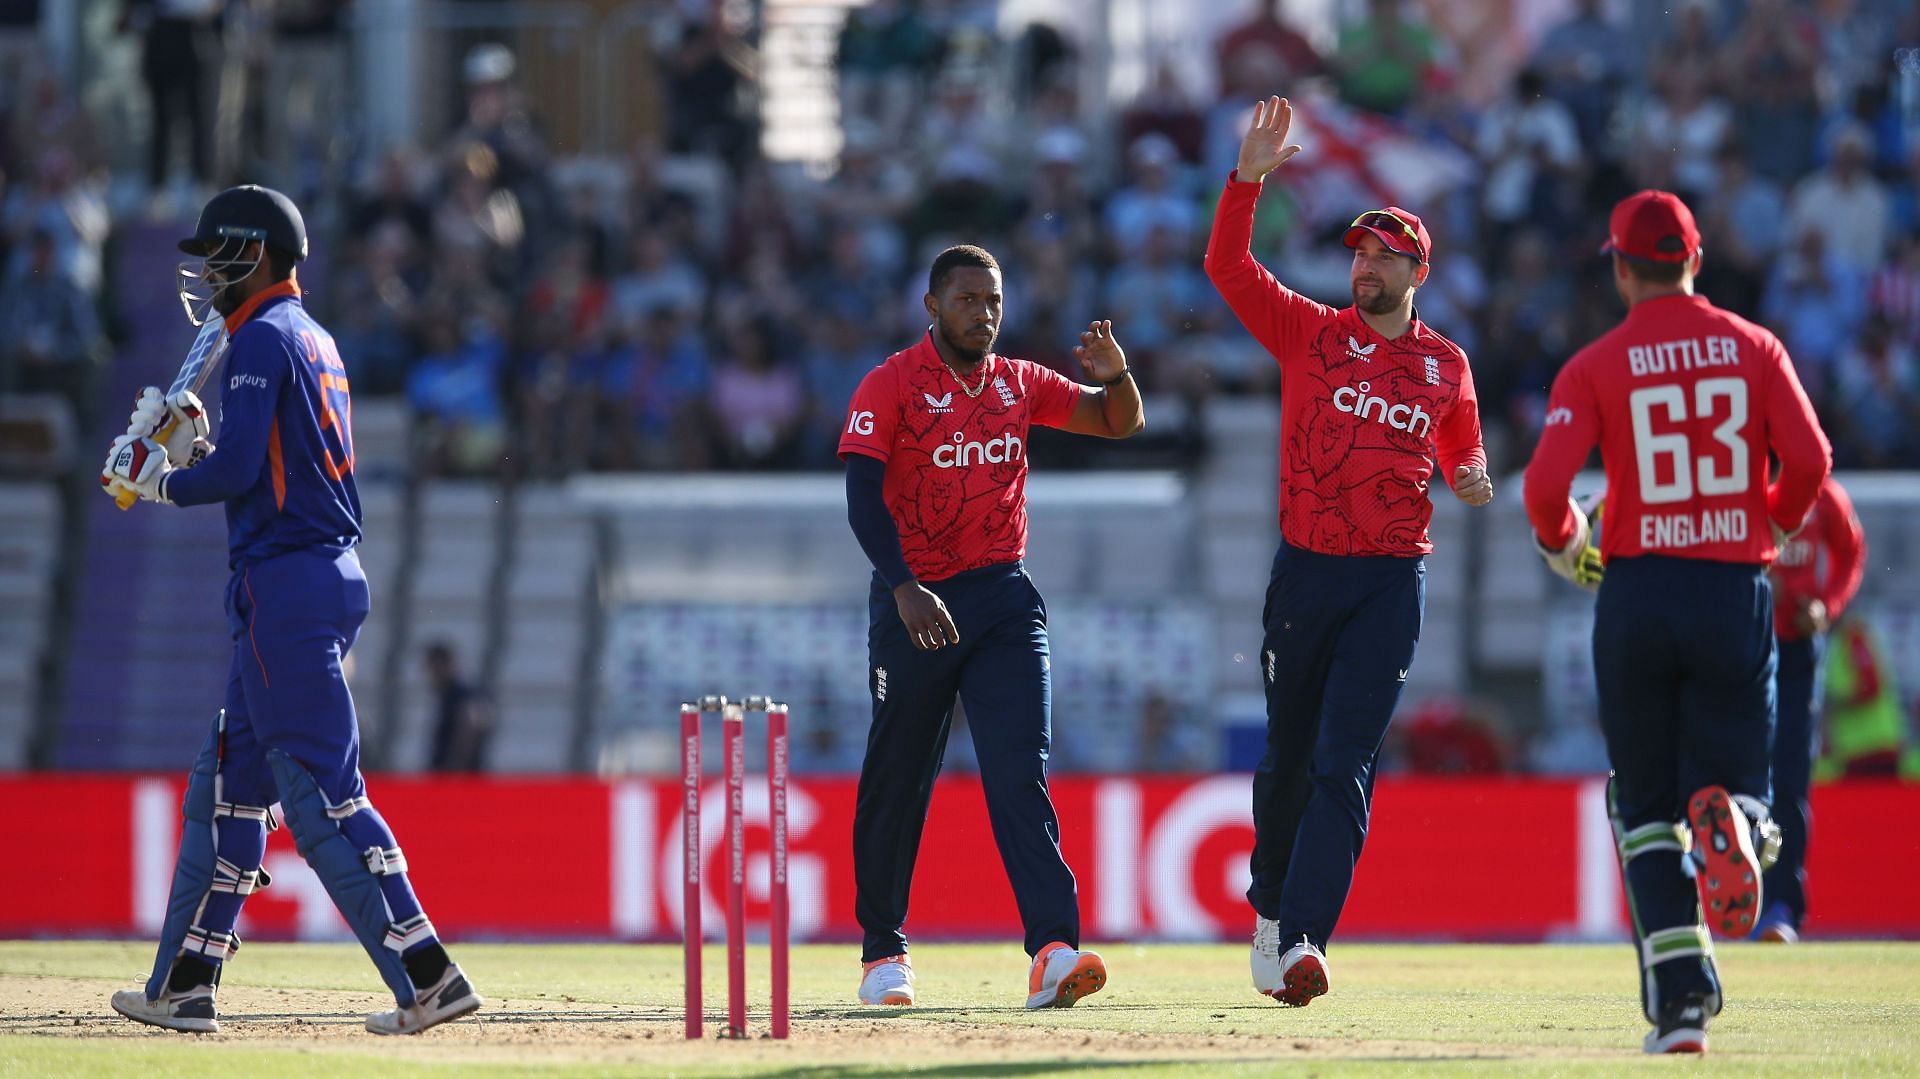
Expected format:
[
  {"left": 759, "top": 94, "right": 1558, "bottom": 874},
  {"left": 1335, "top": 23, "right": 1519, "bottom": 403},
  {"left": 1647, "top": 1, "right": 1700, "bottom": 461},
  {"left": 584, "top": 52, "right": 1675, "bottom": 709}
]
[{"left": 194, "top": 547, "right": 428, "bottom": 955}]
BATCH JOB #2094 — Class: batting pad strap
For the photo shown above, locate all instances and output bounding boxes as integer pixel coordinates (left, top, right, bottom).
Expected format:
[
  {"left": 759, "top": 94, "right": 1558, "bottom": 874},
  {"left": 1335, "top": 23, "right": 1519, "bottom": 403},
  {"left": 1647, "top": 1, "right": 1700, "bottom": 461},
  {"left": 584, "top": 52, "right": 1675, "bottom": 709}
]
[
  {"left": 182, "top": 926, "right": 241, "bottom": 961},
  {"left": 326, "top": 794, "right": 373, "bottom": 820},
  {"left": 214, "top": 800, "right": 278, "bottom": 830},
  {"left": 384, "top": 913, "right": 436, "bottom": 953},
  {"left": 210, "top": 856, "right": 272, "bottom": 896},
  {"left": 363, "top": 846, "right": 408, "bottom": 876},
  {"left": 1618, "top": 821, "right": 1687, "bottom": 862},
  {"left": 1641, "top": 925, "right": 1712, "bottom": 968}
]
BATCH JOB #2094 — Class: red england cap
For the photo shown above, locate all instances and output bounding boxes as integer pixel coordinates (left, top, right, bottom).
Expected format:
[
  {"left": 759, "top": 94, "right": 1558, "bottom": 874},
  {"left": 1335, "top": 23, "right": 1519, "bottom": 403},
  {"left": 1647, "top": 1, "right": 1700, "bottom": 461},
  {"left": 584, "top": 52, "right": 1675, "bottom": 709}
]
[
  {"left": 1344, "top": 206, "right": 1431, "bottom": 265},
  {"left": 1601, "top": 190, "right": 1701, "bottom": 262}
]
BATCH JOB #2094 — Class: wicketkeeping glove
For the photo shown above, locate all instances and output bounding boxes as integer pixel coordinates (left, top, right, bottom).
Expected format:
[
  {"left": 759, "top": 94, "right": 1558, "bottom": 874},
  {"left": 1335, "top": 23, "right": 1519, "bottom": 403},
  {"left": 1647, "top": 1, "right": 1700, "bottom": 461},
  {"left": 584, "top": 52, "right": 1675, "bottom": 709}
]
[
  {"left": 1535, "top": 495, "right": 1604, "bottom": 591},
  {"left": 100, "top": 434, "right": 175, "bottom": 505},
  {"left": 126, "top": 387, "right": 211, "bottom": 468}
]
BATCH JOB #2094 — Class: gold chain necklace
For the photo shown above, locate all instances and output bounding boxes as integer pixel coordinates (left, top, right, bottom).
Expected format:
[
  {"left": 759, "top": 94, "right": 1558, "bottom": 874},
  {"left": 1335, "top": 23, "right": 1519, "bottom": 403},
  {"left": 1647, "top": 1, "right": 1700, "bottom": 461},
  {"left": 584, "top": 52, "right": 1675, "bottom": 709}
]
[{"left": 944, "top": 357, "right": 992, "bottom": 398}]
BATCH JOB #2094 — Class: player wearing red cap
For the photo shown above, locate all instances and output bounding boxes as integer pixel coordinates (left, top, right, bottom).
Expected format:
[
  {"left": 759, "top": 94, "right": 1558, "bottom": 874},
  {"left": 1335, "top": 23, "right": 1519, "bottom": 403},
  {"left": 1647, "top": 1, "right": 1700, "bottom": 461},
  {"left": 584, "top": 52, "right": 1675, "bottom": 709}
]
[
  {"left": 1523, "top": 189, "right": 1831, "bottom": 1054},
  {"left": 1205, "top": 96, "right": 1491, "bottom": 1007}
]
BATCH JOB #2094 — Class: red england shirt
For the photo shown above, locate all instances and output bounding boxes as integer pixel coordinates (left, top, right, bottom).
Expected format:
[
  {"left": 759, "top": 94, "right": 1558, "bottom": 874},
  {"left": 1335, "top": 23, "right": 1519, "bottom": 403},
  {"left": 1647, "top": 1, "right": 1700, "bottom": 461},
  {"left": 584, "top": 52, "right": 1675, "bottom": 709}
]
[
  {"left": 1771, "top": 478, "right": 1865, "bottom": 640},
  {"left": 838, "top": 333, "right": 1080, "bottom": 581},
  {"left": 1524, "top": 292, "right": 1832, "bottom": 563},
  {"left": 1205, "top": 176, "right": 1487, "bottom": 556}
]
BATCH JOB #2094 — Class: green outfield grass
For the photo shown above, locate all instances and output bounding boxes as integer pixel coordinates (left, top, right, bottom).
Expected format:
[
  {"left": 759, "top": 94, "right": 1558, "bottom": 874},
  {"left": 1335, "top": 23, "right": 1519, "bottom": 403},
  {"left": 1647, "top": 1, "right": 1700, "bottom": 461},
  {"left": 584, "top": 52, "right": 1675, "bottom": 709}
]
[{"left": 2, "top": 940, "right": 1916, "bottom": 1075}]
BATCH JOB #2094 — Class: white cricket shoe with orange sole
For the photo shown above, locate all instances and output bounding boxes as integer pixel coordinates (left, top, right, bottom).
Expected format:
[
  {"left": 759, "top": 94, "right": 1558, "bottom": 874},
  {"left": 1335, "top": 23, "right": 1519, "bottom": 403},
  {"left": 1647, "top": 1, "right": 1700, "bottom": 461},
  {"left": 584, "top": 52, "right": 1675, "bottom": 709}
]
[
  {"left": 858, "top": 954, "right": 915, "bottom": 1006},
  {"left": 1253, "top": 918, "right": 1329, "bottom": 1006},
  {"left": 1024, "top": 942, "right": 1107, "bottom": 1009}
]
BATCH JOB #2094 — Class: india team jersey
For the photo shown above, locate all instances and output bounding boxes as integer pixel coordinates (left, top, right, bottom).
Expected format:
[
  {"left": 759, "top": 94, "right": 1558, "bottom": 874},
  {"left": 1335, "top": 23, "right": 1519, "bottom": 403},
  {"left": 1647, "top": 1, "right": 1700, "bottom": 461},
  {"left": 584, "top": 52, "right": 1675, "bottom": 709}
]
[
  {"left": 164, "top": 281, "right": 363, "bottom": 568},
  {"left": 1205, "top": 177, "right": 1486, "bottom": 556},
  {"left": 838, "top": 333, "right": 1079, "bottom": 581},
  {"left": 1524, "top": 292, "right": 1831, "bottom": 564},
  {"left": 1771, "top": 478, "right": 1864, "bottom": 640}
]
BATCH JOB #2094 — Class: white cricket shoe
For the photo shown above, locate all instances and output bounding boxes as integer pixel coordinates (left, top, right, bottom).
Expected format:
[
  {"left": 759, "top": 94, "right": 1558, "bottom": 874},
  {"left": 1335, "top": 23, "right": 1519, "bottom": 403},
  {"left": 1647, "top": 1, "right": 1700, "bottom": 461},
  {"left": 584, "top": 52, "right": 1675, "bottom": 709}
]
[
  {"left": 1253, "top": 919, "right": 1329, "bottom": 1007},
  {"left": 366, "top": 963, "right": 482, "bottom": 1035},
  {"left": 111, "top": 984, "right": 218, "bottom": 1033},
  {"left": 858, "top": 954, "right": 915, "bottom": 1006},
  {"left": 1024, "top": 942, "right": 1107, "bottom": 1010}
]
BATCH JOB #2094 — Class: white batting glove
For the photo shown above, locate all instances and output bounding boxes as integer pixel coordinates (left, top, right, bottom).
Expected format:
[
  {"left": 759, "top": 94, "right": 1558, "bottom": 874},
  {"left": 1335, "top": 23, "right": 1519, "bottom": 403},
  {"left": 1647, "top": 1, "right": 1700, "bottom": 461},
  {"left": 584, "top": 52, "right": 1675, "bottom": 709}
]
[
  {"left": 100, "top": 435, "right": 175, "bottom": 505},
  {"left": 126, "top": 387, "right": 211, "bottom": 467},
  {"left": 1535, "top": 495, "right": 1603, "bottom": 592}
]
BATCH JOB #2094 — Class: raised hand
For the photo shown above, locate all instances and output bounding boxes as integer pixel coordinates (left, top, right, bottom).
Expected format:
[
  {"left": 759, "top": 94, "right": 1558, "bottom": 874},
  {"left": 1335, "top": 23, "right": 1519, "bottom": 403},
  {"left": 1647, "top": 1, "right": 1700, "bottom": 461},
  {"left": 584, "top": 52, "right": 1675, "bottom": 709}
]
[
  {"left": 1073, "top": 320, "right": 1127, "bottom": 384},
  {"left": 1236, "top": 96, "right": 1305, "bottom": 183}
]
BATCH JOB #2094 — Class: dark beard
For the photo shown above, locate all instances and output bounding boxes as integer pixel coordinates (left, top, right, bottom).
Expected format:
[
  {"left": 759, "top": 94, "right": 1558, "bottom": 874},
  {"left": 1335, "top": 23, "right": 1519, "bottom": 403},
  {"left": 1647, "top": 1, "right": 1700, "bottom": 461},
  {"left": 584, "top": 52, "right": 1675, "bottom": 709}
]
[
  {"left": 1352, "top": 281, "right": 1409, "bottom": 315},
  {"left": 938, "top": 320, "right": 993, "bottom": 365}
]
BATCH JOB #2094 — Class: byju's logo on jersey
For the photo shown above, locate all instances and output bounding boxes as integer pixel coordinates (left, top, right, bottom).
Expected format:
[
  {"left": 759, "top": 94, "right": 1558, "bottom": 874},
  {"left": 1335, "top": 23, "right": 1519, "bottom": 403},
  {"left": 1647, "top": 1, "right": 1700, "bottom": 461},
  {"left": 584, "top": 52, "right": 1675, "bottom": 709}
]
[
  {"left": 1346, "top": 335, "right": 1378, "bottom": 362},
  {"left": 230, "top": 373, "right": 270, "bottom": 391},
  {"left": 1332, "top": 381, "right": 1432, "bottom": 437},
  {"left": 923, "top": 392, "right": 954, "bottom": 414},
  {"left": 933, "top": 430, "right": 1024, "bottom": 468}
]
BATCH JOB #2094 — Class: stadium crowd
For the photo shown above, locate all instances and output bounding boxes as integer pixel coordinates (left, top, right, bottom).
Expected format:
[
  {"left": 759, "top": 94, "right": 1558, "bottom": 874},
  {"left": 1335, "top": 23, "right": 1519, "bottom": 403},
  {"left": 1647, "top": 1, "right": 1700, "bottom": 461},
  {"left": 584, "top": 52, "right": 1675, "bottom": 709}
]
[{"left": 3, "top": 1, "right": 1919, "bottom": 477}]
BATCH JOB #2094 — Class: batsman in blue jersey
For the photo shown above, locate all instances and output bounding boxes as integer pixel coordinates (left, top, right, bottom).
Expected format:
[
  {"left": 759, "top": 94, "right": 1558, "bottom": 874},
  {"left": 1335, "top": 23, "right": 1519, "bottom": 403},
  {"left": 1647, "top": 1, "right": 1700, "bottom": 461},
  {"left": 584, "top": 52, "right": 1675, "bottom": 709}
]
[{"left": 102, "top": 186, "right": 482, "bottom": 1035}]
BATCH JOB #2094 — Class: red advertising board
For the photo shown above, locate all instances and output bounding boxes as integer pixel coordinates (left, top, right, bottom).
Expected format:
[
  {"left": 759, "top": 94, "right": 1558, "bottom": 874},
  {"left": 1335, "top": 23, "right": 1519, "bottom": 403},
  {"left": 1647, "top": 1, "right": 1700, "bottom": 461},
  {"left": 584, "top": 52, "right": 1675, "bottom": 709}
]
[{"left": 2, "top": 776, "right": 1914, "bottom": 941}]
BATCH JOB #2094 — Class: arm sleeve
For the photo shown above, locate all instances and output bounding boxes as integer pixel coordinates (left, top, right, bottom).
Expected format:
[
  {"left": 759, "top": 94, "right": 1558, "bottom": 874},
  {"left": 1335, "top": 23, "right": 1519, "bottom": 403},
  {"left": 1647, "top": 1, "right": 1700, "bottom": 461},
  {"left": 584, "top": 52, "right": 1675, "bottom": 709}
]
[
  {"left": 845, "top": 453, "right": 914, "bottom": 589},
  {"left": 1026, "top": 362, "right": 1083, "bottom": 429},
  {"left": 836, "top": 364, "right": 898, "bottom": 462},
  {"left": 1760, "top": 333, "right": 1833, "bottom": 534},
  {"left": 1817, "top": 480, "right": 1867, "bottom": 619},
  {"left": 1203, "top": 173, "right": 1335, "bottom": 368},
  {"left": 1522, "top": 360, "right": 1602, "bottom": 549},
  {"left": 163, "top": 327, "right": 290, "bottom": 507},
  {"left": 1435, "top": 355, "right": 1488, "bottom": 479}
]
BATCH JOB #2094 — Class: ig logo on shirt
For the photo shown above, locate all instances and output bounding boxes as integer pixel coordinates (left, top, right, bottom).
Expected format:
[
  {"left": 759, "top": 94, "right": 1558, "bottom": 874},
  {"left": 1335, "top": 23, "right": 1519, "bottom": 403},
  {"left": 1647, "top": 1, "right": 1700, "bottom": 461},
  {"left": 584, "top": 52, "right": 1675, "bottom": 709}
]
[{"left": 846, "top": 411, "right": 875, "bottom": 436}]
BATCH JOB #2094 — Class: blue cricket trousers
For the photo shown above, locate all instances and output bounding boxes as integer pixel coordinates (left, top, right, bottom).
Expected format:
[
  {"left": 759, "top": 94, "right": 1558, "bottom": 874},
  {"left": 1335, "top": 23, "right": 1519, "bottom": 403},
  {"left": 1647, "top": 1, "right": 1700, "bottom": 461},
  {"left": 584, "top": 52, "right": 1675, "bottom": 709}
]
[
  {"left": 1764, "top": 633, "right": 1823, "bottom": 929},
  {"left": 1249, "top": 541, "right": 1424, "bottom": 951},
  {"left": 852, "top": 561, "right": 1080, "bottom": 961}
]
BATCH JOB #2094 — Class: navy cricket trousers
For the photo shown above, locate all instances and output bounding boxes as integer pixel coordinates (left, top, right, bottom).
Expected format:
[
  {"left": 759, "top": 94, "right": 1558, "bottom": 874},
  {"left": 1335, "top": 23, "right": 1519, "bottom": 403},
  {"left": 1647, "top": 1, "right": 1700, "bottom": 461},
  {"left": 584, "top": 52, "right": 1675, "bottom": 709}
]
[
  {"left": 852, "top": 561, "right": 1079, "bottom": 962},
  {"left": 1249, "top": 541, "right": 1424, "bottom": 951},
  {"left": 1595, "top": 556, "right": 1775, "bottom": 1007},
  {"left": 1764, "top": 633, "right": 1823, "bottom": 929}
]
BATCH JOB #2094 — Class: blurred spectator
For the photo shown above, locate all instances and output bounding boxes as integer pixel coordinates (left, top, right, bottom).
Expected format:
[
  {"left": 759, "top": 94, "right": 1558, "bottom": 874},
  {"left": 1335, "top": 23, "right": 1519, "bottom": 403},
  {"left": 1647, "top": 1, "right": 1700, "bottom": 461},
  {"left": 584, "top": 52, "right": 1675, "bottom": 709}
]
[
  {"left": 801, "top": 309, "right": 880, "bottom": 464},
  {"left": 451, "top": 43, "right": 556, "bottom": 248},
  {"left": 4, "top": 148, "right": 110, "bottom": 293},
  {"left": 1332, "top": 0, "right": 1441, "bottom": 118},
  {"left": 0, "top": 228, "right": 106, "bottom": 416},
  {"left": 1722, "top": 0, "right": 1823, "bottom": 182},
  {"left": 599, "top": 305, "right": 712, "bottom": 471},
  {"left": 915, "top": 69, "right": 1011, "bottom": 190},
  {"left": 326, "top": 219, "right": 427, "bottom": 396},
  {"left": 1103, "top": 134, "right": 1199, "bottom": 260},
  {"left": 1626, "top": 66, "right": 1731, "bottom": 204},
  {"left": 1762, "top": 226, "right": 1866, "bottom": 397},
  {"left": 1650, "top": 0, "right": 1726, "bottom": 100},
  {"left": 519, "top": 234, "right": 611, "bottom": 477},
  {"left": 1011, "top": 131, "right": 1103, "bottom": 265},
  {"left": 127, "top": 0, "right": 221, "bottom": 207},
  {"left": 1103, "top": 224, "right": 1211, "bottom": 363},
  {"left": 1869, "top": 232, "right": 1920, "bottom": 349},
  {"left": 1810, "top": 0, "right": 1893, "bottom": 115},
  {"left": 1891, "top": 146, "right": 1920, "bottom": 237},
  {"left": 407, "top": 301, "right": 509, "bottom": 477},
  {"left": 8, "top": 62, "right": 101, "bottom": 178},
  {"left": 664, "top": 0, "right": 759, "bottom": 174},
  {"left": 816, "top": 121, "right": 916, "bottom": 274},
  {"left": 835, "top": 0, "right": 937, "bottom": 143},
  {"left": 434, "top": 141, "right": 526, "bottom": 287},
  {"left": 348, "top": 147, "right": 434, "bottom": 250},
  {"left": 1785, "top": 124, "right": 1891, "bottom": 275},
  {"left": 425, "top": 642, "right": 493, "bottom": 773},
  {"left": 1827, "top": 317, "right": 1920, "bottom": 467},
  {"left": 1215, "top": 0, "right": 1325, "bottom": 99},
  {"left": 611, "top": 229, "right": 707, "bottom": 326},
  {"left": 1531, "top": 0, "right": 1635, "bottom": 157},
  {"left": 1135, "top": 691, "right": 1212, "bottom": 773},
  {"left": 707, "top": 317, "right": 808, "bottom": 469},
  {"left": 1697, "top": 143, "right": 1787, "bottom": 318},
  {"left": 1476, "top": 68, "right": 1582, "bottom": 250},
  {"left": 1120, "top": 62, "right": 1207, "bottom": 168}
]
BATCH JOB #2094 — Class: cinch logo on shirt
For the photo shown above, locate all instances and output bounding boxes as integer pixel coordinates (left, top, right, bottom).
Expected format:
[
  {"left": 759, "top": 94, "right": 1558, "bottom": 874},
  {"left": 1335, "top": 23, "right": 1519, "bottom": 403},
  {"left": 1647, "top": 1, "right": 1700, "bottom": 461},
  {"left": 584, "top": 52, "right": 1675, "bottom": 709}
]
[
  {"left": 1332, "top": 380, "right": 1432, "bottom": 437},
  {"left": 1776, "top": 537, "right": 1813, "bottom": 567},
  {"left": 933, "top": 431, "right": 1024, "bottom": 469},
  {"left": 1346, "top": 335, "right": 1378, "bottom": 362},
  {"left": 230, "top": 373, "right": 270, "bottom": 391},
  {"left": 1544, "top": 406, "right": 1574, "bottom": 426}
]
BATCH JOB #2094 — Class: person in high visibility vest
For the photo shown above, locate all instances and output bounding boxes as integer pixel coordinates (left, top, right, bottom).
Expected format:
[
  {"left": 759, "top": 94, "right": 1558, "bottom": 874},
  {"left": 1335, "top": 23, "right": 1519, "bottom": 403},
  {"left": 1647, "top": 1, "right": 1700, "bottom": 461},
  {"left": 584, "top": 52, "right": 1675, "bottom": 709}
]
[{"left": 1816, "top": 614, "right": 1911, "bottom": 781}]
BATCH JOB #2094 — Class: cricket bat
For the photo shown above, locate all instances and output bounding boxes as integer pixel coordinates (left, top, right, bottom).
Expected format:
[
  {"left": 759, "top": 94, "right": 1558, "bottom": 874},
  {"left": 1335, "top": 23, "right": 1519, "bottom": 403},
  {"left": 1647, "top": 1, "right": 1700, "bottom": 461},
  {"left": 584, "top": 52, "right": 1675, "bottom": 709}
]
[{"left": 111, "top": 319, "right": 231, "bottom": 510}]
